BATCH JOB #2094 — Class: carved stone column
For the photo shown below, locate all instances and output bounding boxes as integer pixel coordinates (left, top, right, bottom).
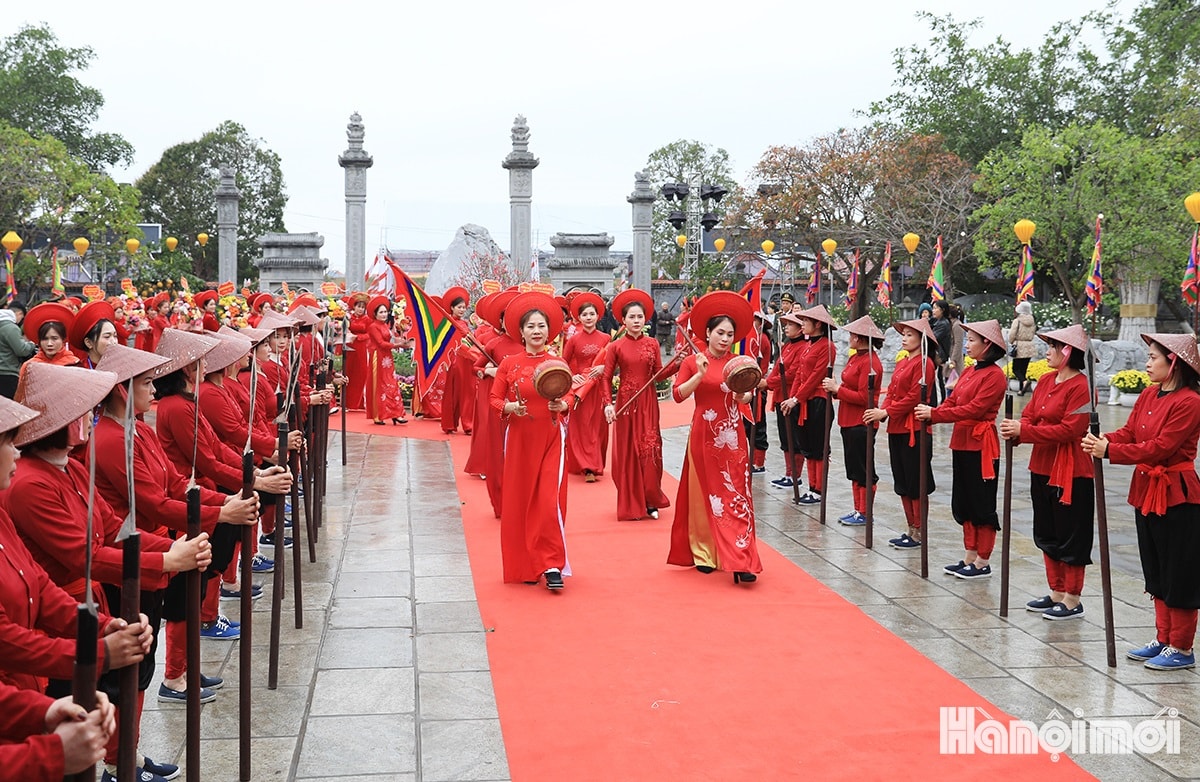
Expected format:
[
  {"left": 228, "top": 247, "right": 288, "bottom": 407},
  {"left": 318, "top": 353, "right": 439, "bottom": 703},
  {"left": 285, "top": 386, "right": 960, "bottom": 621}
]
[
  {"left": 338, "top": 112, "right": 373, "bottom": 290},
  {"left": 501, "top": 115, "right": 539, "bottom": 276},
  {"left": 628, "top": 171, "right": 655, "bottom": 293},
  {"left": 215, "top": 166, "right": 240, "bottom": 284}
]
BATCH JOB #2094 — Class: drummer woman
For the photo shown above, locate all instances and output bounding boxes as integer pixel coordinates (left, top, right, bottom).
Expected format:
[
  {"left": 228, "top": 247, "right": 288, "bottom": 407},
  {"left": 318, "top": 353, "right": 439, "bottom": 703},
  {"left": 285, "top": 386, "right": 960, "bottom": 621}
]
[
  {"left": 864, "top": 319, "right": 939, "bottom": 549},
  {"left": 71, "top": 300, "right": 120, "bottom": 368},
  {"left": 603, "top": 289, "right": 672, "bottom": 520},
  {"left": 562, "top": 292, "right": 609, "bottom": 481},
  {"left": 999, "top": 324, "right": 1093, "bottom": 619},
  {"left": 489, "top": 291, "right": 572, "bottom": 589},
  {"left": 915, "top": 319, "right": 1007, "bottom": 580},
  {"left": 822, "top": 316, "right": 883, "bottom": 526},
  {"left": 668, "top": 291, "right": 762, "bottom": 584},
  {"left": 779, "top": 305, "right": 838, "bottom": 505},
  {"left": 1084, "top": 333, "right": 1200, "bottom": 670}
]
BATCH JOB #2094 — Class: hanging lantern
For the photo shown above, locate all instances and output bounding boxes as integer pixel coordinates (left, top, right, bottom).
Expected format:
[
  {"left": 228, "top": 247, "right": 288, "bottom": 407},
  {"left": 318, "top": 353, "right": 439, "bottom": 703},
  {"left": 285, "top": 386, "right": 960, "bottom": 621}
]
[
  {"left": 821, "top": 238, "right": 837, "bottom": 257},
  {"left": 1186, "top": 192, "right": 1200, "bottom": 224},
  {"left": 675, "top": 235, "right": 687, "bottom": 248},
  {"left": 761, "top": 239, "right": 775, "bottom": 255},
  {"left": 1013, "top": 219, "right": 1036, "bottom": 245},
  {"left": 166, "top": 236, "right": 179, "bottom": 251},
  {"left": 1, "top": 232, "right": 22, "bottom": 256},
  {"left": 126, "top": 238, "right": 140, "bottom": 255},
  {"left": 902, "top": 233, "right": 920, "bottom": 254},
  {"left": 713, "top": 237, "right": 726, "bottom": 253},
  {"left": 197, "top": 233, "right": 209, "bottom": 247}
]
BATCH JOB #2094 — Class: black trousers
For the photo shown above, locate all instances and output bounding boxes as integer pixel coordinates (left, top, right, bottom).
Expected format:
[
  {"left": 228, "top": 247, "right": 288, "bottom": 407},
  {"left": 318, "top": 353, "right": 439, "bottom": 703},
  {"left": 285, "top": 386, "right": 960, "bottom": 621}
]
[{"left": 742, "top": 390, "right": 768, "bottom": 452}]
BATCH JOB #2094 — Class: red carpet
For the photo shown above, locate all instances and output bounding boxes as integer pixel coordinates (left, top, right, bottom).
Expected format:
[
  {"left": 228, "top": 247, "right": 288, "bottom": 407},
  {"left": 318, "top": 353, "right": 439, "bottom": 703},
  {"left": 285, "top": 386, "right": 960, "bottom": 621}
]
[{"left": 444, "top": 433, "right": 1094, "bottom": 780}]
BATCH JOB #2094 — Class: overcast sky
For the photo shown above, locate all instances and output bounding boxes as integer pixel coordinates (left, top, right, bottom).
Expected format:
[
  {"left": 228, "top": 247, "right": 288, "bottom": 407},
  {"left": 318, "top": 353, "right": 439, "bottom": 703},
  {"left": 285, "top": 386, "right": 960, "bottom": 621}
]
[{"left": 10, "top": 0, "right": 1116, "bottom": 275}]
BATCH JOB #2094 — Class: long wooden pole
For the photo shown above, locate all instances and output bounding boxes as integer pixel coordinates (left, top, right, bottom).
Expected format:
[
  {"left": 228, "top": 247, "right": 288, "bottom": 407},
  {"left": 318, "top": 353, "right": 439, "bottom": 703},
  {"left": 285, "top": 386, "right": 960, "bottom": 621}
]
[
  {"left": 238, "top": 357, "right": 258, "bottom": 781},
  {"left": 864, "top": 349, "right": 877, "bottom": 549},
  {"left": 268, "top": 417, "right": 286, "bottom": 689},
  {"left": 1088, "top": 313, "right": 1117, "bottom": 667},
  {"left": 999, "top": 394, "right": 1015, "bottom": 617},
  {"left": 116, "top": 378, "right": 140, "bottom": 782},
  {"left": 918, "top": 335, "right": 930, "bottom": 580},
  {"left": 185, "top": 359, "right": 202, "bottom": 780},
  {"left": 66, "top": 426, "right": 100, "bottom": 782}
]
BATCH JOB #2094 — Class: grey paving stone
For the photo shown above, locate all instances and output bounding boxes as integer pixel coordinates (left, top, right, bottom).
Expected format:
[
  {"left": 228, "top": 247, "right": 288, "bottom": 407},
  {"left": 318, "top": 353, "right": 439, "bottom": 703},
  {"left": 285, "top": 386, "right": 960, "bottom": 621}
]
[
  {"left": 413, "top": 551, "right": 474, "bottom": 578},
  {"left": 296, "top": 714, "right": 416, "bottom": 777},
  {"left": 319, "top": 627, "right": 414, "bottom": 669},
  {"left": 335, "top": 568, "right": 409, "bottom": 599},
  {"left": 340, "top": 547, "right": 412, "bottom": 573},
  {"left": 416, "top": 600, "right": 485, "bottom": 633},
  {"left": 198, "top": 684, "right": 309, "bottom": 739},
  {"left": 415, "top": 575, "right": 479, "bottom": 603},
  {"left": 196, "top": 736, "right": 298, "bottom": 780},
  {"left": 310, "top": 667, "right": 415, "bottom": 715},
  {"left": 329, "top": 596, "right": 414, "bottom": 629},
  {"left": 420, "top": 719, "right": 510, "bottom": 782},
  {"left": 416, "top": 631, "right": 492, "bottom": 672},
  {"left": 410, "top": 533, "right": 471, "bottom": 556},
  {"left": 907, "top": 637, "right": 1011, "bottom": 679},
  {"left": 419, "top": 671, "right": 500, "bottom": 720}
]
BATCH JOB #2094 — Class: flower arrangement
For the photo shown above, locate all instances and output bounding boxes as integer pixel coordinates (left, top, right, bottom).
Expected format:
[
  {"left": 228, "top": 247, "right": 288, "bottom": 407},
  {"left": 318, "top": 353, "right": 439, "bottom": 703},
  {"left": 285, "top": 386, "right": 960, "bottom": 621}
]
[
  {"left": 397, "top": 374, "right": 415, "bottom": 401},
  {"left": 219, "top": 294, "right": 249, "bottom": 328},
  {"left": 327, "top": 299, "right": 346, "bottom": 320},
  {"left": 895, "top": 349, "right": 909, "bottom": 362},
  {"left": 1003, "top": 358, "right": 1052, "bottom": 381},
  {"left": 1110, "top": 369, "right": 1152, "bottom": 393}
]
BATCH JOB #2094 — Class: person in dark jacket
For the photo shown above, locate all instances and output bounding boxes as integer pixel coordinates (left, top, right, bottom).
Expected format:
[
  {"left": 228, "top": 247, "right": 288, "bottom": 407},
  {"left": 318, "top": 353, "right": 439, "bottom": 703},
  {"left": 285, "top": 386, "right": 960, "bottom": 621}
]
[
  {"left": 930, "top": 300, "right": 953, "bottom": 401},
  {"left": 0, "top": 307, "right": 36, "bottom": 398}
]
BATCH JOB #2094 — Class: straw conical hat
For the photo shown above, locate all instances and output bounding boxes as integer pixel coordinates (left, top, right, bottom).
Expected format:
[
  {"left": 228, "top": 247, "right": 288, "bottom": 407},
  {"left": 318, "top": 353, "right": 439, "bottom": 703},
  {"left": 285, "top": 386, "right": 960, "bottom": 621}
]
[
  {"left": 153, "top": 329, "right": 220, "bottom": 378},
  {"left": 964, "top": 319, "right": 1006, "bottom": 350},
  {"left": 204, "top": 331, "right": 253, "bottom": 374},
  {"left": 1142, "top": 333, "right": 1200, "bottom": 376},
  {"left": 0, "top": 396, "right": 39, "bottom": 438},
  {"left": 795, "top": 304, "right": 839, "bottom": 330},
  {"left": 96, "top": 343, "right": 170, "bottom": 385},
  {"left": 843, "top": 315, "right": 884, "bottom": 342},
  {"left": 258, "top": 308, "right": 299, "bottom": 331},
  {"left": 1037, "top": 324, "right": 1090, "bottom": 354},
  {"left": 14, "top": 364, "right": 117, "bottom": 447}
]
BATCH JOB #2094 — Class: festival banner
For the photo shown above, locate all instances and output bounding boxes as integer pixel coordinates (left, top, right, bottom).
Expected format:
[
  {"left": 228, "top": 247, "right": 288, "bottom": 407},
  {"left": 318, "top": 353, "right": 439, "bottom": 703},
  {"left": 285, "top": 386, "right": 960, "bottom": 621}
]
[
  {"left": 846, "top": 249, "right": 860, "bottom": 306},
  {"left": 394, "top": 267, "right": 463, "bottom": 397},
  {"left": 927, "top": 235, "right": 945, "bottom": 301},
  {"left": 1085, "top": 217, "right": 1103, "bottom": 315},
  {"left": 876, "top": 241, "right": 892, "bottom": 307}
]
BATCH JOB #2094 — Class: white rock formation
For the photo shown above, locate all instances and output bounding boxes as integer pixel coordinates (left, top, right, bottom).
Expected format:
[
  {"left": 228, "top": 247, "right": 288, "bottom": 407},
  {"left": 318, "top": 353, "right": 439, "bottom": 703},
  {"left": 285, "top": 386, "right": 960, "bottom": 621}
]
[{"left": 424, "top": 224, "right": 510, "bottom": 296}]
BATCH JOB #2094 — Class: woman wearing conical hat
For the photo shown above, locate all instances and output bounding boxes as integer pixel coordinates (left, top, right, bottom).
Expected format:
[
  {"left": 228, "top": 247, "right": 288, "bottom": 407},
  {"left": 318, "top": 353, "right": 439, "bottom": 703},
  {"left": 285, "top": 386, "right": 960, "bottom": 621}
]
[
  {"left": 1084, "top": 333, "right": 1200, "bottom": 671},
  {"left": 778, "top": 305, "right": 838, "bottom": 505},
  {"left": 765, "top": 311, "right": 807, "bottom": 490},
  {"left": 488, "top": 292, "right": 573, "bottom": 589},
  {"left": 999, "top": 324, "right": 1094, "bottom": 620},
  {"left": 916, "top": 319, "right": 1008, "bottom": 580},
  {"left": 823, "top": 316, "right": 884, "bottom": 526}
]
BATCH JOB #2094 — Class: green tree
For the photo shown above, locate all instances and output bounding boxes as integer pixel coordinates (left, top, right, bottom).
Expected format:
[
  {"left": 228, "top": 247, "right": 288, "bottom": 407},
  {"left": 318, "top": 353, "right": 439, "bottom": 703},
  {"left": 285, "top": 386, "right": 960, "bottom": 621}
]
[
  {"left": 642, "top": 140, "right": 738, "bottom": 279},
  {"left": 973, "top": 121, "right": 1200, "bottom": 336},
  {"left": 136, "top": 121, "right": 288, "bottom": 282},
  {"left": 0, "top": 122, "right": 142, "bottom": 300},
  {"left": 0, "top": 24, "right": 134, "bottom": 169}
]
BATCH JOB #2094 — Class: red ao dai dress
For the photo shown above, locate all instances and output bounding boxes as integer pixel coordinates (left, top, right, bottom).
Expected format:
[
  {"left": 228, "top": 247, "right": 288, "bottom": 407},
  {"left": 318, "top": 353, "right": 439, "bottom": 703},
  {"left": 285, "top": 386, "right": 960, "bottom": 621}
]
[
  {"left": 489, "top": 351, "right": 570, "bottom": 583},
  {"left": 603, "top": 334, "right": 671, "bottom": 519},
  {"left": 562, "top": 327, "right": 610, "bottom": 475},
  {"left": 668, "top": 352, "right": 762, "bottom": 574},
  {"left": 366, "top": 319, "right": 406, "bottom": 422}
]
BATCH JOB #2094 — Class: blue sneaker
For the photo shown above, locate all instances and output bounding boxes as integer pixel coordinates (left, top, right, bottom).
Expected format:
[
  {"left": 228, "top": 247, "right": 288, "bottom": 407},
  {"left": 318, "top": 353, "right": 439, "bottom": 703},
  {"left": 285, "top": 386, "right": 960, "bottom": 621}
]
[
  {"left": 157, "top": 682, "right": 216, "bottom": 704},
  {"left": 200, "top": 672, "right": 224, "bottom": 690},
  {"left": 259, "top": 533, "right": 293, "bottom": 549},
  {"left": 890, "top": 534, "right": 921, "bottom": 549},
  {"left": 251, "top": 553, "right": 274, "bottom": 573},
  {"left": 944, "top": 560, "right": 968, "bottom": 575},
  {"left": 1144, "top": 646, "right": 1196, "bottom": 671},
  {"left": 219, "top": 614, "right": 240, "bottom": 628},
  {"left": 142, "top": 756, "right": 181, "bottom": 780},
  {"left": 795, "top": 491, "right": 821, "bottom": 505},
  {"left": 837, "top": 511, "right": 859, "bottom": 523},
  {"left": 954, "top": 563, "right": 993, "bottom": 580},
  {"left": 199, "top": 616, "right": 240, "bottom": 641},
  {"left": 839, "top": 512, "right": 866, "bottom": 526},
  {"left": 1042, "top": 602, "right": 1085, "bottom": 621},
  {"left": 102, "top": 768, "right": 168, "bottom": 782},
  {"left": 1026, "top": 595, "right": 1055, "bottom": 612},
  {"left": 220, "top": 583, "right": 263, "bottom": 601},
  {"left": 770, "top": 475, "right": 795, "bottom": 488},
  {"left": 1127, "top": 640, "right": 1166, "bottom": 661}
]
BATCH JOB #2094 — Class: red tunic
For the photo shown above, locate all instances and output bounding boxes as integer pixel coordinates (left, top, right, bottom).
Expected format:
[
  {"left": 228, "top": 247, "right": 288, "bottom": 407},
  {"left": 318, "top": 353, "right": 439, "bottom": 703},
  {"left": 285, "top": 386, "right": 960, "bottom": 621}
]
[
  {"left": 155, "top": 393, "right": 244, "bottom": 491},
  {"left": 1018, "top": 370, "right": 1093, "bottom": 500},
  {"left": 202, "top": 312, "right": 220, "bottom": 332},
  {"left": 836, "top": 350, "right": 883, "bottom": 427},
  {"left": 471, "top": 334, "right": 524, "bottom": 512},
  {"left": 92, "top": 416, "right": 225, "bottom": 538},
  {"left": 1106, "top": 385, "right": 1200, "bottom": 513},
  {"left": 766, "top": 338, "right": 805, "bottom": 410},
  {"left": 0, "top": 682, "right": 64, "bottom": 781},
  {"left": 791, "top": 336, "right": 835, "bottom": 425},
  {"left": 668, "top": 353, "right": 762, "bottom": 573},
  {"left": 562, "top": 327, "right": 610, "bottom": 475},
  {"left": 3, "top": 455, "right": 172, "bottom": 608},
  {"left": 0, "top": 506, "right": 111, "bottom": 692},
  {"left": 149, "top": 314, "right": 169, "bottom": 352},
  {"left": 489, "top": 352, "right": 570, "bottom": 583},
  {"left": 366, "top": 321, "right": 405, "bottom": 422},
  {"left": 603, "top": 334, "right": 671, "bottom": 519},
  {"left": 881, "top": 354, "right": 938, "bottom": 438},
  {"left": 344, "top": 314, "right": 371, "bottom": 411},
  {"left": 200, "top": 379, "right": 275, "bottom": 460},
  {"left": 928, "top": 361, "right": 1007, "bottom": 478}
]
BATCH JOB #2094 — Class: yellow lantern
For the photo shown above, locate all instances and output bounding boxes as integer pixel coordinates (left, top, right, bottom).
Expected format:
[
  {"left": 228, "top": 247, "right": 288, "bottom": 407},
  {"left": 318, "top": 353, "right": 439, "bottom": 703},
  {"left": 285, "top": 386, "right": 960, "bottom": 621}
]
[
  {"left": 761, "top": 239, "right": 775, "bottom": 255},
  {"left": 821, "top": 238, "right": 837, "bottom": 257},
  {"left": 166, "top": 236, "right": 179, "bottom": 252},
  {"left": 1013, "top": 219, "right": 1036, "bottom": 245},
  {"left": 197, "top": 233, "right": 209, "bottom": 247},
  {"left": 1186, "top": 192, "right": 1200, "bottom": 224},
  {"left": 902, "top": 232, "right": 920, "bottom": 255},
  {"left": 675, "top": 234, "right": 687, "bottom": 248},
  {"left": 73, "top": 237, "right": 90, "bottom": 257},
  {"left": 714, "top": 237, "right": 726, "bottom": 253},
  {"left": 1, "top": 231, "right": 22, "bottom": 256},
  {"left": 126, "top": 239, "right": 140, "bottom": 255}
]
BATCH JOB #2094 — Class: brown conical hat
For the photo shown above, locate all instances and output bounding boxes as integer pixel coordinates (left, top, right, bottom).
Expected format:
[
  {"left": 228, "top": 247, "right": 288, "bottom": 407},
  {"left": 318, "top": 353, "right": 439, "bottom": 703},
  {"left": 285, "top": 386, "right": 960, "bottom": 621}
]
[
  {"left": 1142, "top": 333, "right": 1200, "bottom": 376},
  {"left": 1037, "top": 324, "right": 1090, "bottom": 354},
  {"left": 233, "top": 326, "right": 273, "bottom": 346},
  {"left": 258, "top": 308, "right": 299, "bottom": 332},
  {"left": 843, "top": 315, "right": 885, "bottom": 342},
  {"left": 291, "top": 306, "right": 322, "bottom": 328},
  {"left": 0, "top": 396, "right": 40, "bottom": 438},
  {"left": 153, "top": 329, "right": 220, "bottom": 378},
  {"left": 964, "top": 319, "right": 1006, "bottom": 351},
  {"left": 96, "top": 343, "right": 170, "bottom": 385},
  {"left": 204, "top": 331, "right": 253, "bottom": 374},
  {"left": 893, "top": 318, "right": 937, "bottom": 345},
  {"left": 14, "top": 364, "right": 117, "bottom": 447},
  {"left": 795, "top": 304, "right": 839, "bottom": 330}
]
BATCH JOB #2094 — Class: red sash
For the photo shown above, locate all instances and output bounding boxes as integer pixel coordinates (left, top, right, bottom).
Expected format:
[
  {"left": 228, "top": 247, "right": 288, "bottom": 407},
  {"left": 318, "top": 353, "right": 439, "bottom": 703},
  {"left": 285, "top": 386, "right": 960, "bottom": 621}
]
[
  {"left": 1138, "top": 461, "right": 1193, "bottom": 517},
  {"left": 971, "top": 420, "right": 1000, "bottom": 480}
]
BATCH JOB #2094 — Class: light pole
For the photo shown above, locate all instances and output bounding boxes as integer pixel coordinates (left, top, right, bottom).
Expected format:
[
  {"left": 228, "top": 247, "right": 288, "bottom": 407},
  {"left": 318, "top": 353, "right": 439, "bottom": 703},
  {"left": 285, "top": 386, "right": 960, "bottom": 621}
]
[{"left": 662, "top": 175, "right": 726, "bottom": 293}]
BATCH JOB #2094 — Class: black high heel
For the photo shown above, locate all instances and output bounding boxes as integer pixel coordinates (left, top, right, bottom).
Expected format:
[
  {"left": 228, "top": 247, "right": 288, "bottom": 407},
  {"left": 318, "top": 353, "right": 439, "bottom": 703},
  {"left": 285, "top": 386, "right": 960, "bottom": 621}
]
[
  {"left": 695, "top": 565, "right": 714, "bottom": 574},
  {"left": 393, "top": 417, "right": 407, "bottom": 425},
  {"left": 733, "top": 572, "right": 757, "bottom": 584},
  {"left": 373, "top": 420, "right": 386, "bottom": 426}
]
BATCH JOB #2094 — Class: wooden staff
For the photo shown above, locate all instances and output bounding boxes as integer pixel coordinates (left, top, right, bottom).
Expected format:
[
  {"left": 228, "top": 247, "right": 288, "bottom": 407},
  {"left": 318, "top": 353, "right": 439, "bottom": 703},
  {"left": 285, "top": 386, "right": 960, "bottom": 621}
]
[
  {"left": 238, "top": 356, "right": 258, "bottom": 781},
  {"left": 268, "top": 411, "right": 287, "bottom": 688},
  {"left": 818, "top": 360, "right": 834, "bottom": 526},
  {"left": 116, "top": 379, "right": 140, "bottom": 782},
  {"left": 864, "top": 344, "right": 877, "bottom": 549},
  {"left": 340, "top": 316, "right": 348, "bottom": 467},
  {"left": 1086, "top": 325, "right": 1117, "bottom": 667},
  {"left": 313, "top": 362, "right": 326, "bottom": 537},
  {"left": 918, "top": 334, "right": 931, "bottom": 579},
  {"left": 999, "top": 394, "right": 1015, "bottom": 617},
  {"left": 613, "top": 338, "right": 694, "bottom": 418},
  {"left": 66, "top": 415, "right": 101, "bottom": 782},
  {"left": 186, "top": 359, "right": 202, "bottom": 780},
  {"left": 287, "top": 342, "right": 308, "bottom": 625}
]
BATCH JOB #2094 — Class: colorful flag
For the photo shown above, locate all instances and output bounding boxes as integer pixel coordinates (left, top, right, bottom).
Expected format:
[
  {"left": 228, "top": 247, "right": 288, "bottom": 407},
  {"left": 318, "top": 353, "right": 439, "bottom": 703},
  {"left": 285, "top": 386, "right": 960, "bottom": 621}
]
[
  {"left": 1182, "top": 229, "right": 1199, "bottom": 306},
  {"left": 845, "top": 249, "right": 860, "bottom": 306},
  {"left": 876, "top": 241, "right": 892, "bottom": 307},
  {"left": 366, "top": 249, "right": 397, "bottom": 296},
  {"left": 51, "top": 246, "right": 64, "bottom": 295},
  {"left": 530, "top": 250, "right": 539, "bottom": 283},
  {"left": 1085, "top": 217, "right": 1103, "bottom": 315},
  {"left": 806, "top": 252, "right": 820, "bottom": 305},
  {"left": 1015, "top": 244, "right": 1034, "bottom": 303},
  {"left": 734, "top": 269, "right": 766, "bottom": 356},
  {"left": 394, "top": 266, "right": 463, "bottom": 398},
  {"left": 927, "top": 235, "right": 945, "bottom": 301}
]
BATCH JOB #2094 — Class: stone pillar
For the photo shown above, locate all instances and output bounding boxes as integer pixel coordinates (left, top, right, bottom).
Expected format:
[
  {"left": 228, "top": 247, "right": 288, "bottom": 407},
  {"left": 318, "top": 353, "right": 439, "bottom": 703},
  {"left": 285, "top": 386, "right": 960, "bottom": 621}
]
[
  {"left": 628, "top": 171, "right": 655, "bottom": 293},
  {"left": 215, "top": 165, "right": 240, "bottom": 283},
  {"left": 501, "top": 115, "right": 539, "bottom": 275},
  {"left": 338, "top": 112, "right": 373, "bottom": 291}
]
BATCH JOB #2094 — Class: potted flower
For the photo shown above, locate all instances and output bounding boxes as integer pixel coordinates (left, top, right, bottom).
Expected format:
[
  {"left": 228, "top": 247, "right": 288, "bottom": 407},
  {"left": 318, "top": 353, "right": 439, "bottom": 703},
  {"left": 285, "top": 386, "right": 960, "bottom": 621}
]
[{"left": 1110, "top": 369, "right": 1151, "bottom": 406}]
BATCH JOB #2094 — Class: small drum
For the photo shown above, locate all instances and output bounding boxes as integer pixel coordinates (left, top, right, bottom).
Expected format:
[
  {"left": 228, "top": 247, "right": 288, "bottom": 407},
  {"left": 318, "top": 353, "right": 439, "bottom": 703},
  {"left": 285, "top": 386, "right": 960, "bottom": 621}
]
[
  {"left": 533, "top": 358, "right": 573, "bottom": 400},
  {"left": 723, "top": 354, "right": 762, "bottom": 393}
]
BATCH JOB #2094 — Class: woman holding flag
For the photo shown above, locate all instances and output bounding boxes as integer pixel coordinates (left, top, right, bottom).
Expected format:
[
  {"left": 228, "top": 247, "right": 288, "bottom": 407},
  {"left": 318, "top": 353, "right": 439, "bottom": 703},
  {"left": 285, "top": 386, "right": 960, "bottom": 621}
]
[
  {"left": 668, "top": 291, "right": 762, "bottom": 583},
  {"left": 365, "top": 295, "right": 407, "bottom": 425},
  {"left": 562, "top": 292, "right": 609, "bottom": 481},
  {"left": 603, "top": 289, "right": 672, "bottom": 521}
]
